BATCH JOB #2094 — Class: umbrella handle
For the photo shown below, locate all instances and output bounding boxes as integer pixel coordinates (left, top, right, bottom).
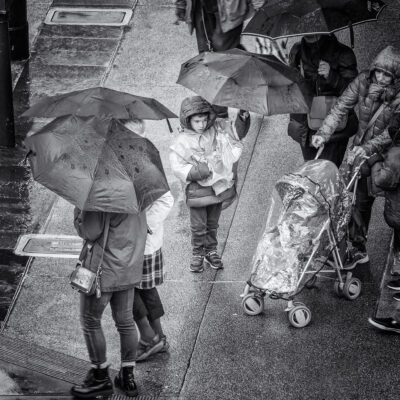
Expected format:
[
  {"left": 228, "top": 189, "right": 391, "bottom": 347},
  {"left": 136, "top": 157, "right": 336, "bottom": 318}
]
[{"left": 314, "top": 145, "right": 324, "bottom": 160}]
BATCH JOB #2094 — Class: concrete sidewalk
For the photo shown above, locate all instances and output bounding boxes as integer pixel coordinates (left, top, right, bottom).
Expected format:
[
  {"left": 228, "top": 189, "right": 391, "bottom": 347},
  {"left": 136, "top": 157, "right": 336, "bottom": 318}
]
[{"left": 2, "top": 0, "right": 400, "bottom": 398}]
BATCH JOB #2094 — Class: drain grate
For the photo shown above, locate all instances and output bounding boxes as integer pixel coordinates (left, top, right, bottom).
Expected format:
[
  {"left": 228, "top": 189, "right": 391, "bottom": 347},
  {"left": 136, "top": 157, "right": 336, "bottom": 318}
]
[{"left": 45, "top": 7, "right": 133, "bottom": 26}]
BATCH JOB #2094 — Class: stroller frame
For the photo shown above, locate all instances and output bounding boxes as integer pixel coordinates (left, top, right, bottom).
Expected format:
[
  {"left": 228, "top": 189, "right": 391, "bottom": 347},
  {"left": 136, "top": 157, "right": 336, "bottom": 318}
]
[{"left": 240, "top": 162, "right": 365, "bottom": 328}]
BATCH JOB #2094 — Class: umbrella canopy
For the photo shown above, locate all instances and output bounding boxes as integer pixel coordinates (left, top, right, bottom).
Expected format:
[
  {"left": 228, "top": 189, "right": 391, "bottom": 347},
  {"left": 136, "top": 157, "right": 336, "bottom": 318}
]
[
  {"left": 22, "top": 87, "right": 177, "bottom": 120},
  {"left": 24, "top": 116, "right": 170, "bottom": 214},
  {"left": 177, "top": 49, "right": 313, "bottom": 115},
  {"left": 242, "top": 0, "right": 386, "bottom": 40}
]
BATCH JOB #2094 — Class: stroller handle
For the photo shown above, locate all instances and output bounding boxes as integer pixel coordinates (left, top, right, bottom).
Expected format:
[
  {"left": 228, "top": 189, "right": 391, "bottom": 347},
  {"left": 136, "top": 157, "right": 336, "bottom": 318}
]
[{"left": 314, "top": 145, "right": 324, "bottom": 160}]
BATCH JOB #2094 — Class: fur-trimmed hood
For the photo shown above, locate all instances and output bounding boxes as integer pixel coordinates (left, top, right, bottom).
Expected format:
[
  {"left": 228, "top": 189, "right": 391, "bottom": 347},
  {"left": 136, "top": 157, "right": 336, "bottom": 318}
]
[{"left": 179, "top": 96, "right": 217, "bottom": 131}]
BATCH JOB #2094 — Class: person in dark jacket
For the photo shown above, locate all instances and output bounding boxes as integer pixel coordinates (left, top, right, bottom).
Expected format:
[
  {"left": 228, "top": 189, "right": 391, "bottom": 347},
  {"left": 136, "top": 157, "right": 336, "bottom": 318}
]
[
  {"left": 288, "top": 34, "right": 359, "bottom": 167},
  {"left": 175, "top": 0, "right": 251, "bottom": 53},
  {"left": 71, "top": 210, "right": 147, "bottom": 398},
  {"left": 367, "top": 127, "right": 400, "bottom": 333},
  {"left": 169, "top": 97, "right": 250, "bottom": 272},
  {"left": 312, "top": 46, "right": 400, "bottom": 268}
]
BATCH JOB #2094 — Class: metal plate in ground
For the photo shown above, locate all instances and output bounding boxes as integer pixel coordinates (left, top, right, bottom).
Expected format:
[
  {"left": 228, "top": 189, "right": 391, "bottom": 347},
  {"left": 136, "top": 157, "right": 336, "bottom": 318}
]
[
  {"left": 14, "top": 234, "right": 83, "bottom": 258},
  {"left": 45, "top": 7, "right": 133, "bottom": 26}
]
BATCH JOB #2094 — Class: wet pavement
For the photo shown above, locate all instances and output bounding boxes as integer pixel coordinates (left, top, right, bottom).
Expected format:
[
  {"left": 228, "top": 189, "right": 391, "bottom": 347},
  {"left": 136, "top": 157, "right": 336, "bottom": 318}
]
[
  {"left": 2, "top": 0, "right": 400, "bottom": 398},
  {"left": 0, "top": 2, "right": 133, "bottom": 327}
]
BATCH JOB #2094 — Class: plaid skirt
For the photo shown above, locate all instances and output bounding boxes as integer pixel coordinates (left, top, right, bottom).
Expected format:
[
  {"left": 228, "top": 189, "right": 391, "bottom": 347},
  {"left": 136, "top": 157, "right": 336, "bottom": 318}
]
[{"left": 136, "top": 248, "right": 164, "bottom": 289}]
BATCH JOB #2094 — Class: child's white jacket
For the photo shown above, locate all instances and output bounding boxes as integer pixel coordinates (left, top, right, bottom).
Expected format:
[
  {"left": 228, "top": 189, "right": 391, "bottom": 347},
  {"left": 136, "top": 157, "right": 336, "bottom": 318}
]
[
  {"left": 169, "top": 118, "right": 243, "bottom": 195},
  {"left": 145, "top": 191, "right": 174, "bottom": 255}
]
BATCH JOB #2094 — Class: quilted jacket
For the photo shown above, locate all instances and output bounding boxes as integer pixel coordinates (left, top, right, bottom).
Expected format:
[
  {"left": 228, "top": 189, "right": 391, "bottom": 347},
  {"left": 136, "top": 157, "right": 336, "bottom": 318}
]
[{"left": 317, "top": 46, "right": 400, "bottom": 156}]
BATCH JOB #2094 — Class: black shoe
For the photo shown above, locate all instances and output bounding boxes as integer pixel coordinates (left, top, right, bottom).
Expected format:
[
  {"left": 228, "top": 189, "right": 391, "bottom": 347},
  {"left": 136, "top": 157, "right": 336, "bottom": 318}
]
[
  {"left": 189, "top": 255, "right": 204, "bottom": 273},
  {"left": 204, "top": 251, "right": 223, "bottom": 270},
  {"left": 387, "top": 279, "right": 400, "bottom": 291},
  {"left": 114, "top": 366, "right": 138, "bottom": 397},
  {"left": 368, "top": 317, "right": 400, "bottom": 333},
  {"left": 71, "top": 367, "right": 113, "bottom": 398},
  {"left": 345, "top": 247, "right": 369, "bottom": 269}
]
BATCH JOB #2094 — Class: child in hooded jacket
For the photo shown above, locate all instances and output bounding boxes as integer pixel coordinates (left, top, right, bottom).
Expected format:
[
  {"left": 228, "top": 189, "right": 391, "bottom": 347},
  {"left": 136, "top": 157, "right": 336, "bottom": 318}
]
[{"left": 169, "top": 96, "right": 250, "bottom": 272}]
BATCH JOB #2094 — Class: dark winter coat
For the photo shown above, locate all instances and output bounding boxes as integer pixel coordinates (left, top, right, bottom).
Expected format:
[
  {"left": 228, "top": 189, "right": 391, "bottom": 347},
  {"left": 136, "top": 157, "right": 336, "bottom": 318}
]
[
  {"left": 318, "top": 46, "right": 400, "bottom": 156},
  {"left": 176, "top": 0, "right": 251, "bottom": 34},
  {"left": 372, "top": 146, "right": 400, "bottom": 229},
  {"left": 288, "top": 35, "right": 358, "bottom": 146},
  {"left": 74, "top": 209, "right": 147, "bottom": 292}
]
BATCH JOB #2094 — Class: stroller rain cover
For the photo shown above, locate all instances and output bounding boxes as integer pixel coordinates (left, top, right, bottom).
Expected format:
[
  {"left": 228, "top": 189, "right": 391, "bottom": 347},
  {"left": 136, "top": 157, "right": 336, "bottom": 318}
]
[{"left": 249, "top": 160, "right": 351, "bottom": 294}]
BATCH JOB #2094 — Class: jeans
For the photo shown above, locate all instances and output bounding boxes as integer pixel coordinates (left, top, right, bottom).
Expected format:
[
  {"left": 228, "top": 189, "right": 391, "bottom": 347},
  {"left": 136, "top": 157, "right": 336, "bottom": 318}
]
[
  {"left": 80, "top": 288, "right": 138, "bottom": 365},
  {"left": 189, "top": 203, "right": 222, "bottom": 255}
]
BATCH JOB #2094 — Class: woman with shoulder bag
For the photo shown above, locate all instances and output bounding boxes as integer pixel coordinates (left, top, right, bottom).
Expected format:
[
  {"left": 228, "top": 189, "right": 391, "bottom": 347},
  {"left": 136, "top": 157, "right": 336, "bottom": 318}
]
[{"left": 71, "top": 208, "right": 147, "bottom": 398}]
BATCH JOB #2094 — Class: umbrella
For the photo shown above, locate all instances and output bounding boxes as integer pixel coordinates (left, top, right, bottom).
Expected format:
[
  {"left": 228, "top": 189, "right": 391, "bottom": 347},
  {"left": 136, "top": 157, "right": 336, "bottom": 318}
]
[
  {"left": 177, "top": 48, "right": 313, "bottom": 115},
  {"left": 242, "top": 0, "right": 386, "bottom": 41},
  {"left": 22, "top": 87, "right": 177, "bottom": 131},
  {"left": 24, "top": 115, "right": 170, "bottom": 213}
]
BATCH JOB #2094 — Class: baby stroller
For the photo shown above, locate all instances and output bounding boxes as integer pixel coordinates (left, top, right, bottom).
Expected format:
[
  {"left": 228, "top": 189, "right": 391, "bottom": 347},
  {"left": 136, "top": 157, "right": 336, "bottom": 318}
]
[{"left": 241, "top": 159, "right": 363, "bottom": 328}]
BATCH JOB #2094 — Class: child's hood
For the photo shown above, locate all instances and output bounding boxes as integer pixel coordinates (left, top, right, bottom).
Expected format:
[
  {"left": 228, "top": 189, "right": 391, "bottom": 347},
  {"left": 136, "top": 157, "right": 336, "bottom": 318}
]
[{"left": 179, "top": 96, "right": 217, "bottom": 132}]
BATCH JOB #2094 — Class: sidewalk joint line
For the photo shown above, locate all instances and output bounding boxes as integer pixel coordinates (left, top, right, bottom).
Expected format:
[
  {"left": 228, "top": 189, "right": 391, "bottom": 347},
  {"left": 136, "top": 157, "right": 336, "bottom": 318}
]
[{"left": 176, "top": 116, "right": 265, "bottom": 396}]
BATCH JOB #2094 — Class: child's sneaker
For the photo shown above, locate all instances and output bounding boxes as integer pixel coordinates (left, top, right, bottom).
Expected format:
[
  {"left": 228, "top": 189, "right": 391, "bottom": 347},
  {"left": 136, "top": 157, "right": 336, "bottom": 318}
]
[
  {"left": 204, "top": 251, "right": 223, "bottom": 270},
  {"left": 189, "top": 255, "right": 204, "bottom": 273},
  {"left": 136, "top": 335, "right": 164, "bottom": 362}
]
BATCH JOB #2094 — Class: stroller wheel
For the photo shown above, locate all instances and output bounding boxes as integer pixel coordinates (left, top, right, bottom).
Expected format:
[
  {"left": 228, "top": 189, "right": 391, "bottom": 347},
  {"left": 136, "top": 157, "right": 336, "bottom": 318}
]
[
  {"left": 288, "top": 305, "right": 312, "bottom": 328},
  {"left": 242, "top": 293, "right": 264, "bottom": 316},
  {"left": 343, "top": 277, "right": 362, "bottom": 300},
  {"left": 334, "top": 279, "right": 343, "bottom": 297}
]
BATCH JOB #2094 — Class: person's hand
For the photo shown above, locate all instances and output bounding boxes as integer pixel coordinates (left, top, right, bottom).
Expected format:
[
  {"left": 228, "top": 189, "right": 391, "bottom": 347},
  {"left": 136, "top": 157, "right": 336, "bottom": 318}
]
[
  {"left": 318, "top": 61, "right": 331, "bottom": 79},
  {"left": 347, "top": 146, "right": 367, "bottom": 164},
  {"left": 311, "top": 134, "right": 326, "bottom": 148}
]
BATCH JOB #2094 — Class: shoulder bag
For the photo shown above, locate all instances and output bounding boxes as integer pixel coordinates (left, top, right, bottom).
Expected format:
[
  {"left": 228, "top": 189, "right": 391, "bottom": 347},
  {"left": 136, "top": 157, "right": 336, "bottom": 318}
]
[{"left": 69, "top": 214, "right": 110, "bottom": 298}]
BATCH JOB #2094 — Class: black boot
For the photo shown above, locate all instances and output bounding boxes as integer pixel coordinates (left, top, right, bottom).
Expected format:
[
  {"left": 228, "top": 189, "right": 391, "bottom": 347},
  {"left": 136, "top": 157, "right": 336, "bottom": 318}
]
[
  {"left": 114, "top": 366, "right": 138, "bottom": 397},
  {"left": 70, "top": 366, "right": 113, "bottom": 398}
]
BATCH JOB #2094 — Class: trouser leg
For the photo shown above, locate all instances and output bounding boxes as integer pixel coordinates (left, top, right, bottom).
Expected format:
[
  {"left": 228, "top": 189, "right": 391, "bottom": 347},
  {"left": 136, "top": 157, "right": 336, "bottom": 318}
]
[
  {"left": 110, "top": 288, "right": 138, "bottom": 366},
  {"left": 80, "top": 292, "right": 112, "bottom": 365},
  {"left": 189, "top": 206, "right": 208, "bottom": 255},
  {"left": 205, "top": 203, "right": 222, "bottom": 253}
]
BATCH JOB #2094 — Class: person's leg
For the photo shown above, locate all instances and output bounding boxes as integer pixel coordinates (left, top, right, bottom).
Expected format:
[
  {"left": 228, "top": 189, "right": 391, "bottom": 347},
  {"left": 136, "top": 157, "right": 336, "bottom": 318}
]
[
  {"left": 133, "top": 288, "right": 156, "bottom": 342},
  {"left": 193, "top": 4, "right": 215, "bottom": 52},
  {"left": 212, "top": 12, "right": 243, "bottom": 51},
  {"left": 189, "top": 206, "right": 207, "bottom": 272},
  {"left": 300, "top": 143, "right": 317, "bottom": 161},
  {"left": 204, "top": 203, "right": 223, "bottom": 269},
  {"left": 354, "top": 177, "right": 375, "bottom": 243},
  {"left": 135, "top": 288, "right": 167, "bottom": 361},
  {"left": 110, "top": 288, "right": 138, "bottom": 396},
  {"left": 71, "top": 292, "right": 113, "bottom": 397}
]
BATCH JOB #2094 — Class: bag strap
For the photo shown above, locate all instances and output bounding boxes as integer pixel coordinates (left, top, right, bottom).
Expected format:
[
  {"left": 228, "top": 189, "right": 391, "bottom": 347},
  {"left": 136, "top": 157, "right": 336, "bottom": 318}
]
[
  {"left": 97, "top": 213, "right": 111, "bottom": 273},
  {"left": 359, "top": 103, "right": 386, "bottom": 143}
]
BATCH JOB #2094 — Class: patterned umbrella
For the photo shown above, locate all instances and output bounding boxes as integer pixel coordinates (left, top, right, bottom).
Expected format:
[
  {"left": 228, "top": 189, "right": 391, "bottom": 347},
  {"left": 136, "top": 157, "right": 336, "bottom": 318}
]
[
  {"left": 22, "top": 87, "right": 177, "bottom": 131},
  {"left": 24, "top": 116, "right": 170, "bottom": 213},
  {"left": 242, "top": 0, "right": 386, "bottom": 40},
  {"left": 177, "top": 48, "right": 313, "bottom": 115}
]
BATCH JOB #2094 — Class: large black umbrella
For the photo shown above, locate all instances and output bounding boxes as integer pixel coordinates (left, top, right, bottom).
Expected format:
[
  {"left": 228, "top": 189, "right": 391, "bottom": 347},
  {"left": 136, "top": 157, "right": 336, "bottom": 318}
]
[
  {"left": 177, "top": 48, "right": 313, "bottom": 115},
  {"left": 24, "top": 116, "right": 170, "bottom": 213},
  {"left": 22, "top": 87, "right": 177, "bottom": 131},
  {"left": 242, "top": 0, "right": 386, "bottom": 40}
]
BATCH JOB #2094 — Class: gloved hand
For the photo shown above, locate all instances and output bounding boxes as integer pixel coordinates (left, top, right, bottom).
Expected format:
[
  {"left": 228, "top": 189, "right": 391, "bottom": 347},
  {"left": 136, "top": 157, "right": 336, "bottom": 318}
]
[{"left": 187, "top": 162, "right": 211, "bottom": 181}]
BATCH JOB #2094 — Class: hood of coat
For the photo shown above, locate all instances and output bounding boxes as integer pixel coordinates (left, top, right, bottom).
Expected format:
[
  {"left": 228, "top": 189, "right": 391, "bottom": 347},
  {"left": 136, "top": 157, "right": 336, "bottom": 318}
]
[
  {"left": 370, "top": 46, "right": 400, "bottom": 81},
  {"left": 179, "top": 96, "right": 217, "bottom": 131}
]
